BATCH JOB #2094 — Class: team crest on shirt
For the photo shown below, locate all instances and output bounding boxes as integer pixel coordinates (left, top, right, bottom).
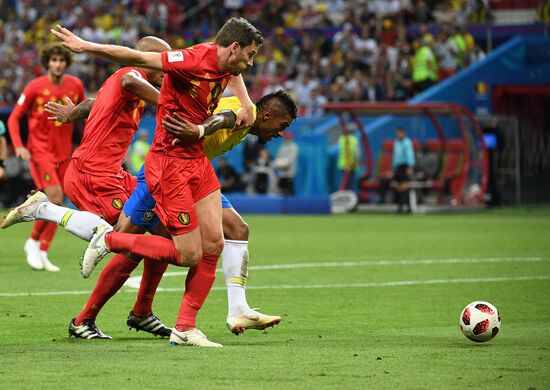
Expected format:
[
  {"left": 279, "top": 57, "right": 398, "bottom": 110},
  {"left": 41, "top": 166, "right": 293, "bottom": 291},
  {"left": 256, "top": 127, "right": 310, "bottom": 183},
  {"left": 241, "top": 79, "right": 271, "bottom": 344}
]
[
  {"left": 112, "top": 198, "right": 124, "bottom": 210},
  {"left": 142, "top": 209, "right": 154, "bottom": 223},
  {"left": 178, "top": 212, "right": 191, "bottom": 225},
  {"left": 44, "top": 173, "right": 51, "bottom": 182}
]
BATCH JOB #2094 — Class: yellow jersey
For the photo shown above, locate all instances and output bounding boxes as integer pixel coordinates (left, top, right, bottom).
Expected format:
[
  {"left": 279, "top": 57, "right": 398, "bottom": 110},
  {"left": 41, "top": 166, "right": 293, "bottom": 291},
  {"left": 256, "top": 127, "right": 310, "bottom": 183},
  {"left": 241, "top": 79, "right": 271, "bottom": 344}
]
[{"left": 203, "top": 96, "right": 257, "bottom": 160}]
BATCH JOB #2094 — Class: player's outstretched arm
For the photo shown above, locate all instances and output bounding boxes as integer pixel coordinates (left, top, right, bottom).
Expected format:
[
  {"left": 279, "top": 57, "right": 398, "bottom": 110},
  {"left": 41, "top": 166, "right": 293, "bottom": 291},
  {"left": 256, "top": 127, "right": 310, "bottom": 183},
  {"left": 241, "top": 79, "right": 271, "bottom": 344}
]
[
  {"left": 51, "top": 25, "right": 163, "bottom": 71},
  {"left": 164, "top": 111, "right": 237, "bottom": 143},
  {"left": 45, "top": 97, "right": 94, "bottom": 123}
]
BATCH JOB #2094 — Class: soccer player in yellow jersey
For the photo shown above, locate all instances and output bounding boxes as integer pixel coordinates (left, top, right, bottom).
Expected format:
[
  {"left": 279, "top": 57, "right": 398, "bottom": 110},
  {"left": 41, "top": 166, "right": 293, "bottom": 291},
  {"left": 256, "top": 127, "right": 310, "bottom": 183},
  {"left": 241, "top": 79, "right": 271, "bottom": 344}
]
[{"left": 4, "top": 90, "right": 297, "bottom": 345}]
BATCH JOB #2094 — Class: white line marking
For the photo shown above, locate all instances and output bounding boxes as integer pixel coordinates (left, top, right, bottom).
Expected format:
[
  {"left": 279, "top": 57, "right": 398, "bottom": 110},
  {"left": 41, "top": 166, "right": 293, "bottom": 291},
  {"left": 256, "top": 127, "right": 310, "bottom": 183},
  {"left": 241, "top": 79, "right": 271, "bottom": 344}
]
[
  {"left": 124, "top": 257, "right": 544, "bottom": 289},
  {"left": 0, "top": 275, "right": 548, "bottom": 298}
]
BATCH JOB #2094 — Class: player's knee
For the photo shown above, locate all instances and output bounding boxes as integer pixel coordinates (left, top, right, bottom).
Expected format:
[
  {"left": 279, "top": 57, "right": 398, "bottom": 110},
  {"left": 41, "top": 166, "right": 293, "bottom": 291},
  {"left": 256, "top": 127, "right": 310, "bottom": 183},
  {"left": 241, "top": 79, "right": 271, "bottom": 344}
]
[
  {"left": 174, "top": 245, "right": 202, "bottom": 267},
  {"left": 202, "top": 235, "right": 224, "bottom": 256}
]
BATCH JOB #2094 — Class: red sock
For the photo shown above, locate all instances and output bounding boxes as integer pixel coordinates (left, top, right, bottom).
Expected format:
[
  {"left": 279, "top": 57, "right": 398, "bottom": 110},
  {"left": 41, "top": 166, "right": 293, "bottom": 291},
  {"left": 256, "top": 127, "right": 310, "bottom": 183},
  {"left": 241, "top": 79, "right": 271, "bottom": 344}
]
[
  {"left": 30, "top": 220, "right": 49, "bottom": 241},
  {"left": 132, "top": 259, "right": 169, "bottom": 316},
  {"left": 38, "top": 222, "right": 58, "bottom": 251},
  {"left": 175, "top": 253, "right": 219, "bottom": 331},
  {"left": 75, "top": 254, "right": 139, "bottom": 324},
  {"left": 106, "top": 232, "right": 182, "bottom": 266}
]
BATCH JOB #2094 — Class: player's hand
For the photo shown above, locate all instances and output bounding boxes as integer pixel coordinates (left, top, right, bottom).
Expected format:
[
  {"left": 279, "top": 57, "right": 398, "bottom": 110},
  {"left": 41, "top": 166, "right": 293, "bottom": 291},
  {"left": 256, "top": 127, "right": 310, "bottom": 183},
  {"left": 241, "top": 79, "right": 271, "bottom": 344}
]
[
  {"left": 0, "top": 166, "right": 4, "bottom": 180},
  {"left": 236, "top": 102, "right": 254, "bottom": 130},
  {"left": 163, "top": 113, "right": 200, "bottom": 143},
  {"left": 50, "top": 25, "right": 88, "bottom": 53},
  {"left": 407, "top": 167, "right": 414, "bottom": 177},
  {"left": 15, "top": 147, "right": 31, "bottom": 161},
  {"left": 45, "top": 97, "right": 75, "bottom": 123}
]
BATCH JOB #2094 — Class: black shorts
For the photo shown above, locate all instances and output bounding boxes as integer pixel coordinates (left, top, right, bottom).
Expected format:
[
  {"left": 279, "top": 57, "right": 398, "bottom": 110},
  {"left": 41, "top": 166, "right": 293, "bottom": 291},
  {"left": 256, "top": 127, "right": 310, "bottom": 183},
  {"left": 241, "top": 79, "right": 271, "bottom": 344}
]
[{"left": 394, "top": 165, "right": 410, "bottom": 183}]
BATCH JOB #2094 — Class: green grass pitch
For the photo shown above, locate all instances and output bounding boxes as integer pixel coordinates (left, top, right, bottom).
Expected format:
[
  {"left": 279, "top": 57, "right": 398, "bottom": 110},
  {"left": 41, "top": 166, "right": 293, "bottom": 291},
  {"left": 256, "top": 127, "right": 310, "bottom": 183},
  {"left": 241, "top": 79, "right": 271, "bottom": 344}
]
[{"left": 0, "top": 208, "right": 549, "bottom": 389}]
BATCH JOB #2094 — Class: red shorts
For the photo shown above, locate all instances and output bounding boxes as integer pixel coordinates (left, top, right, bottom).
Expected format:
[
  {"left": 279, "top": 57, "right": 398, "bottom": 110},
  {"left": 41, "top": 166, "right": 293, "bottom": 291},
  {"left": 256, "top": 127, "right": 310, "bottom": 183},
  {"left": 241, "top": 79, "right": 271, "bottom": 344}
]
[
  {"left": 145, "top": 151, "right": 220, "bottom": 236},
  {"left": 29, "top": 158, "right": 70, "bottom": 190},
  {"left": 64, "top": 160, "right": 137, "bottom": 225}
]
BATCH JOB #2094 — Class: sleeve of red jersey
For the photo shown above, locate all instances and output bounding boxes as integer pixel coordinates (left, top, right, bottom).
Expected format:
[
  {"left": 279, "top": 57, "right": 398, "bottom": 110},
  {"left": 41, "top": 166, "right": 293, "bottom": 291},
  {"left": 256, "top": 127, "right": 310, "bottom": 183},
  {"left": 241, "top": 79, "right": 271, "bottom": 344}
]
[
  {"left": 161, "top": 48, "right": 202, "bottom": 78},
  {"left": 7, "top": 83, "right": 35, "bottom": 149}
]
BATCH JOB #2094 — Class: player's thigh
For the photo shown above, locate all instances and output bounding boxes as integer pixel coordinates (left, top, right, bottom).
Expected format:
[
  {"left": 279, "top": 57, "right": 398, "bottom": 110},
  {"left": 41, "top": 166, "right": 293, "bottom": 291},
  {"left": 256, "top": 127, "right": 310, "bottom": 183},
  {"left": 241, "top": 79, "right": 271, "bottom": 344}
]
[
  {"left": 222, "top": 207, "right": 249, "bottom": 241},
  {"left": 29, "top": 158, "right": 60, "bottom": 190},
  {"left": 114, "top": 211, "right": 147, "bottom": 234},
  {"left": 171, "top": 228, "right": 203, "bottom": 265},
  {"left": 195, "top": 188, "right": 224, "bottom": 254}
]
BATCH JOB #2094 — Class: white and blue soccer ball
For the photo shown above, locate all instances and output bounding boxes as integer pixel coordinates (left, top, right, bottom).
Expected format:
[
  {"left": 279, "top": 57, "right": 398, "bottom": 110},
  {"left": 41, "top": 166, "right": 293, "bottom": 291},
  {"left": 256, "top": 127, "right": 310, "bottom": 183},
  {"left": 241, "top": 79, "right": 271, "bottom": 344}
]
[{"left": 459, "top": 301, "right": 501, "bottom": 343}]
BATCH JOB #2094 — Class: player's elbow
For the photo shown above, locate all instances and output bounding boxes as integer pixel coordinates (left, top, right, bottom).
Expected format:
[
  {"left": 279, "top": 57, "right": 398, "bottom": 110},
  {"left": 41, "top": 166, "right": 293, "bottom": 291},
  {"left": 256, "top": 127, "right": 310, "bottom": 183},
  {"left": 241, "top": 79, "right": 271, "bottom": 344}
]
[{"left": 120, "top": 74, "right": 138, "bottom": 92}]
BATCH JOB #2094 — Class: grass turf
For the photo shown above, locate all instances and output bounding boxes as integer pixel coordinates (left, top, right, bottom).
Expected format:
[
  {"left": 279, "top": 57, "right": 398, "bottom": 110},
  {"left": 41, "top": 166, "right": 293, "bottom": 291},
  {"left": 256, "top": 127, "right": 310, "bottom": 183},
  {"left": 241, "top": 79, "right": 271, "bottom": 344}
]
[{"left": 0, "top": 208, "right": 549, "bottom": 389}]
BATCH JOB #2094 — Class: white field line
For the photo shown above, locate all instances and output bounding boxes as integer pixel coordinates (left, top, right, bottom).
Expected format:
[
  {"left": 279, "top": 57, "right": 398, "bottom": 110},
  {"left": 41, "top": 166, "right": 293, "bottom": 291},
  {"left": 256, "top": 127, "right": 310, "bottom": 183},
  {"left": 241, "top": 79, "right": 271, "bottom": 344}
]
[
  {"left": 124, "top": 256, "right": 544, "bottom": 289},
  {"left": 0, "top": 275, "right": 548, "bottom": 298},
  {"left": 0, "top": 257, "right": 547, "bottom": 298}
]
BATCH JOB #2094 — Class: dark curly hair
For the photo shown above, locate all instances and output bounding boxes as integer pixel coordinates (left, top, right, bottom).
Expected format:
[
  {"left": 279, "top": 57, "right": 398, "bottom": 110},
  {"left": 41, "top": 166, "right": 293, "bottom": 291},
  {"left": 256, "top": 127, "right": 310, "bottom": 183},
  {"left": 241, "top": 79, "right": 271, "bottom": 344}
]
[
  {"left": 256, "top": 90, "right": 298, "bottom": 120},
  {"left": 40, "top": 43, "right": 73, "bottom": 70}
]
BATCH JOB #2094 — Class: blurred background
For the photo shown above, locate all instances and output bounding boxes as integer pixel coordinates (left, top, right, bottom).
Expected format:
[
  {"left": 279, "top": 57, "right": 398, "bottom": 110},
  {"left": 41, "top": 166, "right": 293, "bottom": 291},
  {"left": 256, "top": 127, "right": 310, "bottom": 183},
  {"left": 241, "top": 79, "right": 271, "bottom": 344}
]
[{"left": 0, "top": 0, "right": 548, "bottom": 213}]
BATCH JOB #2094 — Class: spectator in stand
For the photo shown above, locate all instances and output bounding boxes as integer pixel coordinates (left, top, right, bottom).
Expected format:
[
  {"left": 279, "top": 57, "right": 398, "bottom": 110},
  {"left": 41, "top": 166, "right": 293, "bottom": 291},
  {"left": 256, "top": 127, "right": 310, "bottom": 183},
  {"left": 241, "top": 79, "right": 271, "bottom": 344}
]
[
  {"left": 411, "top": 0, "right": 435, "bottom": 24},
  {"left": 470, "top": 43, "right": 486, "bottom": 63},
  {"left": 216, "top": 156, "right": 240, "bottom": 193},
  {"left": 434, "top": 30, "right": 458, "bottom": 80},
  {"left": 412, "top": 35, "right": 438, "bottom": 92},
  {"left": 251, "top": 148, "right": 275, "bottom": 195},
  {"left": 242, "top": 134, "right": 262, "bottom": 173},
  {"left": 274, "top": 131, "right": 299, "bottom": 195},
  {"left": 305, "top": 85, "right": 328, "bottom": 117},
  {"left": 449, "top": 24, "right": 468, "bottom": 69}
]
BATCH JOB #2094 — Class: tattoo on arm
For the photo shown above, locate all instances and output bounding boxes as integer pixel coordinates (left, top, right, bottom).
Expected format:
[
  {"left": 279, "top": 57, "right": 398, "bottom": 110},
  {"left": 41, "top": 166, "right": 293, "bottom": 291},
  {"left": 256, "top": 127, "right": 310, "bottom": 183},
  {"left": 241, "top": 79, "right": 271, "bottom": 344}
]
[
  {"left": 203, "top": 110, "right": 237, "bottom": 136},
  {"left": 69, "top": 98, "right": 95, "bottom": 121}
]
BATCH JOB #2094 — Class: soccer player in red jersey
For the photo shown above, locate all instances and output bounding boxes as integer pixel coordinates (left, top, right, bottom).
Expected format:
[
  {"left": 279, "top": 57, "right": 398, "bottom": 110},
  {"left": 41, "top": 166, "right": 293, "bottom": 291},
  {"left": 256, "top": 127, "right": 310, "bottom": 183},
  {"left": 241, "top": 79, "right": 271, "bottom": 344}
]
[
  {"left": 52, "top": 18, "right": 263, "bottom": 347},
  {"left": 7, "top": 43, "right": 85, "bottom": 272}
]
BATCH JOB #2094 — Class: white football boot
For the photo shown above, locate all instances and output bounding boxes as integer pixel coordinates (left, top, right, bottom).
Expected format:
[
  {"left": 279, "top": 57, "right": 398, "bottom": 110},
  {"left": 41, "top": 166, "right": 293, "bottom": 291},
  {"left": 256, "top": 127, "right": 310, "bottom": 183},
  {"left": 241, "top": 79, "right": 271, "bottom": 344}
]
[
  {"left": 24, "top": 238, "right": 44, "bottom": 270},
  {"left": 226, "top": 309, "right": 282, "bottom": 335},
  {"left": 81, "top": 224, "right": 113, "bottom": 278},
  {"left": 1, "top": 190, "right": 48, "bottom": 229},
  {"left": 170, "top": 328, "right": 223, "bottom": 348},
  {"left": 40, "top": 250, "right": 60, "bottom": 272}
]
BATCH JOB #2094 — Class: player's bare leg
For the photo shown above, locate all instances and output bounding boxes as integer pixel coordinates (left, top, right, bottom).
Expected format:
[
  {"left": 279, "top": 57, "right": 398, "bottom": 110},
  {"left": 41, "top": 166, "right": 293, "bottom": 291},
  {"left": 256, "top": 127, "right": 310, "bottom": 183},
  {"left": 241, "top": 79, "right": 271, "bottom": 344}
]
[
  {"left": 170, "top": 190, "right": 224, "bottom": 348},
  {"left": 222, "top": 207, "right": 282, "bottom": 334}
]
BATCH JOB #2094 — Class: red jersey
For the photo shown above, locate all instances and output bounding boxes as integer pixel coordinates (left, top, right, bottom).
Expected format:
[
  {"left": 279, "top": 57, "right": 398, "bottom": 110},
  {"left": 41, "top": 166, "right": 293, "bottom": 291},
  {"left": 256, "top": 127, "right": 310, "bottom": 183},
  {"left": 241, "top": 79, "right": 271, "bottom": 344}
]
[
  {"left": 8, "top": 74, "right": 85, "bottom": 162},
  {"left": 72, "top": 67, "right": 146, "bottom": 177},
  {"left": 151, "top": 42, "right": 233, "bottom": 158}
]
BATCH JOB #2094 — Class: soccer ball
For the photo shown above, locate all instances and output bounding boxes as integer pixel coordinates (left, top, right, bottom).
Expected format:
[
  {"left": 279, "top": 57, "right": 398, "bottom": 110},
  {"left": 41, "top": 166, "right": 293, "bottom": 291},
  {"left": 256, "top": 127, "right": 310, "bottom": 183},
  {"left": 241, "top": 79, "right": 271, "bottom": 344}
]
[{"left": 459, "top": 301, "right": 501, "bottom": 343}]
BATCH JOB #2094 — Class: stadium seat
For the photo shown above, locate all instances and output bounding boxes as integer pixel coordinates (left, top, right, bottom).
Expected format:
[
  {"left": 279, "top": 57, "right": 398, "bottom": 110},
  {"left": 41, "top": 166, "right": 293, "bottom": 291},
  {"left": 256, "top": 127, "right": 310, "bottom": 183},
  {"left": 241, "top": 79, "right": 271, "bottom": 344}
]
[
  {"left": 426, "top": 139, "right": 466, "bottom": 202},
  {"left": 359, "top": 139, "right": 394, "bottom": 199}
]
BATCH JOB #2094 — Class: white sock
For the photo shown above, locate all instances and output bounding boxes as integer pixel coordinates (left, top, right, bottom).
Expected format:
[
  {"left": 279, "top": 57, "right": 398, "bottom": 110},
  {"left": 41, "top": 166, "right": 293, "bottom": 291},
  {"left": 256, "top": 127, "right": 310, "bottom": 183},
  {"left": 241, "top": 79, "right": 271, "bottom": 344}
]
[
  {"left": 222, "top": 239, "right": 251, "bottom": 317},
  {"left": 35, "top": 202, "right": 109, "bottom": 241}
]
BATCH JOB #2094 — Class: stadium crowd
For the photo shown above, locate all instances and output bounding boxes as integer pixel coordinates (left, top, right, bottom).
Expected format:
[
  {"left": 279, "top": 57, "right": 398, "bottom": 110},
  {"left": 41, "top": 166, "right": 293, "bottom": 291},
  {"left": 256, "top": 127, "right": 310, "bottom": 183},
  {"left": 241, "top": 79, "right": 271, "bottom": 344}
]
[{"left": 0, "top": 0, "right": 494, "bottom": 116}]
